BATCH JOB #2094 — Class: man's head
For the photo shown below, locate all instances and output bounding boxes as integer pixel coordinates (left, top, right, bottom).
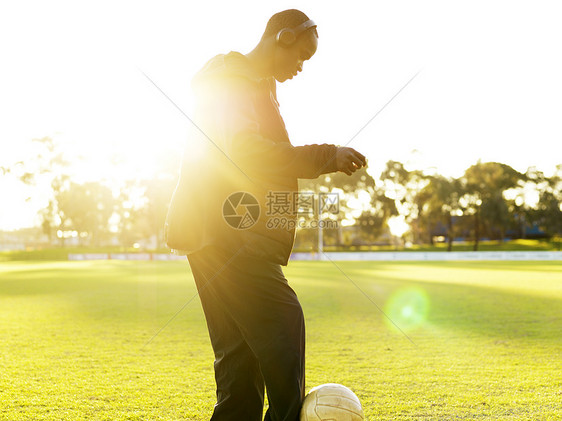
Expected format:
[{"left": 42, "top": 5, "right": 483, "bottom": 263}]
[{"left": 261, "top": 9, "right": 319, "bottom": 83}]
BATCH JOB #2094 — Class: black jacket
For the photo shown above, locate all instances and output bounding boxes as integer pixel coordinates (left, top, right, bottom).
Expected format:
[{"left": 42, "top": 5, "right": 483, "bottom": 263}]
[{"left": 179, "top": 51, "right": 338, "bottom": 265}]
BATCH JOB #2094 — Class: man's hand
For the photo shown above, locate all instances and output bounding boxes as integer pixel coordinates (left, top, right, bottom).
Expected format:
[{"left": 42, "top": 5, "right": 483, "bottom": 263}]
[{"left": 335, "top": 147, "right": 367, "bottom": 175}]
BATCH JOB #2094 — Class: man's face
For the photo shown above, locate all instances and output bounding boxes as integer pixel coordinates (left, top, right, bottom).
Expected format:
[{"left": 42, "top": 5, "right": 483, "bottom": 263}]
[{"left": 273, "top": 30, "right": 318, "bottom": 83}]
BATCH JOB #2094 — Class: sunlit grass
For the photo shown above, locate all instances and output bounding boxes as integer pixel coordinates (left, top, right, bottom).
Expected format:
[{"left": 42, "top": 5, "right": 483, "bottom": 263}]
[{"left": 1, "top": 260, "right": 561, "bottom": 420}]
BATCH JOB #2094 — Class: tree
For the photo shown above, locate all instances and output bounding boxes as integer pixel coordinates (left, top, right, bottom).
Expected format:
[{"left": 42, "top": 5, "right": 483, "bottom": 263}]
[
  {"left": 480, "top": 192, "right": 510, "bottom": 241},
  {"left": 1, "top": 137, "right": 72, "bottom": 244},
  {"left": 49, "top": 175, "right": 72, "bottom": 246},
  {"left": 39, "top": 201, "right": 56, "bottom": 244},
  {"left": 460, "top": 161, "right": 524, "bottom": 250},
  {"left": 530, "top": 164, "right": 562, "bottom": 241},
  {"left": 355, "top": 191, "right": 397, "bottom": 243},
  {"left": 56, "top": 181, "right": 115, "bottom": 245},
  {"left": 417, "top": 175, "right": 460, "bottom": 251},
  {"left": 503, "top": 166, "right": 545, "bottom": 239},
  {"left": 379, "top": 161, "right": 428, "bottom": 244},
  {"left": 298, "top": 167, "right": 384, "bottom": 246},
  {"left": 139, "top": 177, "right": 177, "bottom": 248},
  {"left": 113, "top": 180, "right": 146, "bottom": 247},
  {"left": 2, "top": 137, "right": 67, "bottom": 185}
]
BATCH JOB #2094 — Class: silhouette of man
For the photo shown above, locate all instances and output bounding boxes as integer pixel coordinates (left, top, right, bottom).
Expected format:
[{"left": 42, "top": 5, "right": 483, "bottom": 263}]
[{"left": 180, "top": 9, "right": 366, "bottom": 421}]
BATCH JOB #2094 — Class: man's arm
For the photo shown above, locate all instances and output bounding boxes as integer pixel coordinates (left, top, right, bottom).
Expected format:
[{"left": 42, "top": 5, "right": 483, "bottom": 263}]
[{"left": 219, "top": 80, "right": 365, "bottom": 179}]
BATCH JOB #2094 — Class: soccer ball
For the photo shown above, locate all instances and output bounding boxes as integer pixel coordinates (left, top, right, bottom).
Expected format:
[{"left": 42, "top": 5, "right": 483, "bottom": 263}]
[{"left": 300, "top": 383, "right": 364, "bottom": 420}]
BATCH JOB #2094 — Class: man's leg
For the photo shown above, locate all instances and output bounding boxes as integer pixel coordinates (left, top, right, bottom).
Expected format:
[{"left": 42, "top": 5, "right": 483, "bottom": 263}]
[
  {"left": 193, "top": 248, "right": 306, "bottom": 421},
  {"left": 188, "top": 249, "right": 265, "bottom": 421}
]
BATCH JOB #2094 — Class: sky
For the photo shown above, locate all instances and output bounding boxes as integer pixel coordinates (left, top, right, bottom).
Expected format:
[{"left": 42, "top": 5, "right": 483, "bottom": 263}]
[{"left": 1, "top": 0, "right": 561, "bottom": 230}]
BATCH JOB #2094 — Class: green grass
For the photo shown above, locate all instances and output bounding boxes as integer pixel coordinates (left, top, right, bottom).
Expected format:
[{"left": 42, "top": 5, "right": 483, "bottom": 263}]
[
  {"left": 0, "top": 247, "right": 160, "bottom": 262},
  {"left": 1, "top": 260, "right": 561, "bottom": 420}
]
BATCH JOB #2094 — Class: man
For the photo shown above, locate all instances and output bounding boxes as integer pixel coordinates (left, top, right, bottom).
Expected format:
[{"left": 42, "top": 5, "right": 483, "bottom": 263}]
[{"left": 177, "top": 9, "right": 366, "bottom": 421}]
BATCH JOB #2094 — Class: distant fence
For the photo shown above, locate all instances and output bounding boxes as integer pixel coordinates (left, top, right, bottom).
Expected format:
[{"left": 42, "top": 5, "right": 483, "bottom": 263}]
[
  {"left": 68, "top": 251, "right": 562, "bottom": 262},
  {"left": 68, "top": 253, "right": 185, "bottom": 261},
  {"left": 290, "top": 251, "right": 562, "bottom": 261}
]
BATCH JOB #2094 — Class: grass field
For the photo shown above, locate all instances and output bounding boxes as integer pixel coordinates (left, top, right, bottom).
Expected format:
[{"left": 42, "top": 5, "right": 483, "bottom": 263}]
[{"left": 1, "top": 259, "right": 561, "bottom": 420}]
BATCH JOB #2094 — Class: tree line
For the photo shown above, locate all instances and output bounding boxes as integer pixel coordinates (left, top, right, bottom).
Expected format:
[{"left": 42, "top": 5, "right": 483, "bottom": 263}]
[
  {"left": 2, "top": 137, "right": 176, "bottom": 248},
  {"left": 3, "top": 137, "right": 561, "bottom": 250},
  {"left": 299, "top": 160, "right": 561, "bottom": 250}
]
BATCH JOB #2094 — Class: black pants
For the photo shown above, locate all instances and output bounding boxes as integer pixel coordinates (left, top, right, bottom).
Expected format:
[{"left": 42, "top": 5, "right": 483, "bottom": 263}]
[{"left": 187, "top": 246, "right": 305, "bottom": 421}]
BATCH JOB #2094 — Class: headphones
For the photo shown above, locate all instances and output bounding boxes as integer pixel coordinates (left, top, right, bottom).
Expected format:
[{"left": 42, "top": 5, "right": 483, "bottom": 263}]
[{"left": 276, "top": 19, "right": 316, "bottom": 47}]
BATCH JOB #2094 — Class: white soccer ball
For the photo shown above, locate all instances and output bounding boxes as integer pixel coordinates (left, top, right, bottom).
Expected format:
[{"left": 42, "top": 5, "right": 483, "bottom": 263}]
[{"left": 300, "top": 383, "right": 364, "bottom": 421}]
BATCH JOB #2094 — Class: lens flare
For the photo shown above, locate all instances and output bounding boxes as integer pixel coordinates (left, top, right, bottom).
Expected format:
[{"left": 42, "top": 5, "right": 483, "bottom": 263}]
[{"left": 384, "top": 287, "right": 430, "bottom": 332}]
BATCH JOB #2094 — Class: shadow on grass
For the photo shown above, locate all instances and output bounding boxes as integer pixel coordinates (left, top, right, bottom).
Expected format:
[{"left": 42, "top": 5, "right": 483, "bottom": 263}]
[
  {"left": 289, "top": 261, "right": 562, "bottom": 346},
  {"left": 357, "top": 270, "right": 560, "bottom": 344},
  {"left": 0, "top": 261, "right": 192, "bottom": 296}
]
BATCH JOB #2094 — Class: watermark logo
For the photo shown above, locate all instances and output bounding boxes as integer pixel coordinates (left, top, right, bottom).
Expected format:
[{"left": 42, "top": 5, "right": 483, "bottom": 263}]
[
  {"left": 222, "top": 192, "right": 260, "bottom": 229},
  {"left": 222, "top": 191, "right": 340, "bottom": 230},
  {"left": 319, "top": 192, "right": 340, "bottom": 214}
]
